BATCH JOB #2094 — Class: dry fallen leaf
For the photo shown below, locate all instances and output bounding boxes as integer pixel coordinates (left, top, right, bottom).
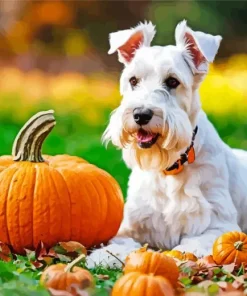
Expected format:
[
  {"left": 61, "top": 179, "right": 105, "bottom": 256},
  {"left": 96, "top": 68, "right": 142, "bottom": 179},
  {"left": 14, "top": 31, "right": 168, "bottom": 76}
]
[
  {"left": 49, "top": 288, "right": 74, "bottom": 296},
  {"left": 96, "top": 274, "right": 110, "bottom": 280},
  {"left": 51, "top": 241, "right": 87, "bottom": 259},
  {"left": 0, "top": 242, "right": 12, "bottom": 262},
  {"left": 197, "top": 255, "right": 216, "bottom": 268},
  {"left": 222, "top": 263, "right": 236, "bottom": 274}
]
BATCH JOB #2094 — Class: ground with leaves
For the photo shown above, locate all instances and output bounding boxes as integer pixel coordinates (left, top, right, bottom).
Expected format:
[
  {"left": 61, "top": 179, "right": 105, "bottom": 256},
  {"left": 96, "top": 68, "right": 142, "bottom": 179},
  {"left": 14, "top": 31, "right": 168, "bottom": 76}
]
[{"left": 1, "top": 241, "right": 247, "bottom": 296}]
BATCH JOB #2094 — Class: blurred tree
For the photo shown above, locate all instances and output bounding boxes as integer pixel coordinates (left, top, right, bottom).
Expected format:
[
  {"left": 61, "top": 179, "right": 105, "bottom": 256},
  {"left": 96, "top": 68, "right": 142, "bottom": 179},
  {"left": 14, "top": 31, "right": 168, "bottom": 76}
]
[{"left": 0, "top": 0, "right": 247, "bottom": 71}]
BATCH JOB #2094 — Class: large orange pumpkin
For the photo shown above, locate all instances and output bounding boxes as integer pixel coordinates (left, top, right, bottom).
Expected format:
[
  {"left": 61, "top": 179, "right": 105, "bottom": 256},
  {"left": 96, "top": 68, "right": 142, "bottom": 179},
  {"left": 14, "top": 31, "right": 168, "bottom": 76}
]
[
  {"left": 163, "top": 250, "right": 198, "bottom": 262},
  {"left": 40, "top": 254, "right": 93, "bottom": 295},
  {"left": 124, "top": 246, "right": 179, "bottom": 287},
  {"left": 0, "top": 110, "right": 124, "bottom": 253},
  {"left": 213, "top": 231, "right": 247, "bottom": 267},
  {"left": 112, "top": 272, "right": 175, "bottom": 296}
]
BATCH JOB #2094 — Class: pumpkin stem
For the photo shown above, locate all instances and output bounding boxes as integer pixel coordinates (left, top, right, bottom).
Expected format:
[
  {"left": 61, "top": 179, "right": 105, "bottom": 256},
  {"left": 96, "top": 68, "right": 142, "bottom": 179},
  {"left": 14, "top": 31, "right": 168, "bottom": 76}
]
[
  {"left": 12, "top": 110, "right": 56, "bottom": 162},
  {"left": 64, "top": 254, "right": 86, "bottom": 273},
  {"left": 234, "top": 241, "right": 244, "bottom": 251}
]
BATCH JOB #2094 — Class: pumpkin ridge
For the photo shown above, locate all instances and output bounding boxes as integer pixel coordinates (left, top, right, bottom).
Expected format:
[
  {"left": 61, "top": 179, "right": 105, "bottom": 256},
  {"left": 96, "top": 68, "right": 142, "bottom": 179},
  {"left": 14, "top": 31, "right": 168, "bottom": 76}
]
[
  {"left": 6, "top": 168, "right": 20, "bottom": 248},
  {"left": 88, "top": 179, "right": 103, "bottom": 246},
  {"left": 150, "top": 252, "right": 159, "bottom": 275},
  {"left": 17, "top": 167, "right": 28, "bottom": 251},
  {"left": 84, "top": 180, "right": 97, "bottom": 246},
  {"left": 47, "top": 168, "right": 51, "bottom": 248},
  {"left": 31, "top": 167, "right": 37, "bottom": 249},
  {"left": 138, "top": 273, "right": 148, "bottom": 295},
  {"left": 49, "top": 168, "right": 71, "bottom": 243},
  {"left": 97, "top": 174, "right": 123, "bottom": 241},
  {"left": 140, "top": 252, "right": 150, "bottom": 274},
  {"left": 226, "top": 250, "right": 238, "bottom": 266},
  {"left": 124, "top": 273, "right": 138, "bottom": 294},
  {"left": 90, "top": 177, "right": 107, "bottom": 246},
  {"left": 239, "top": 233, "right": 247, "bottom": 246},
  {"left": 216, "top": 245, "right": 235, "bottom": 263},
  {"left": 55, "top": 272, "right": 64, "bottom": 290},
  {"left": 53, "top": 169, "right": 72, "bottom": 241},
  {"left": 146, "top": 273, "right": 153, "bottom": 296}
]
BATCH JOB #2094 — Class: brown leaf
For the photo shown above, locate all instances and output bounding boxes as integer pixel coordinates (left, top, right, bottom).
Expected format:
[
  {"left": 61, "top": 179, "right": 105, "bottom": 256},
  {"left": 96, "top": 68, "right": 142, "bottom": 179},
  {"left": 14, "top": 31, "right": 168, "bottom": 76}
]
[
  {"left": 49, "top": 288, "right": 74, "bottom": 296},
  {"left": 218, "top": 292, "right": 245, "bottom": 296},
  {"left": 217, "top": 282, "right": 242, "bottom": 292},
  {"left": 184, "top": 293, "right": 206, "bottom": 296},
  {"left": 42, "top": 256, "right": 54, "bottom": 265},
  {"left": 70, "top": 284, "right": 90, "bottom": 296},
  {"left": 197, "top": 280, "right": 215, "bottom": 289},
  {"left": 35, "top": 241, "right": 49, "bottom": 260},
  {"left": 197, "top": 255, "right": 216, "bottom": 268},
  {"left": 51, "top": 241, "right": 87, "bottom": 259},
  {"left": 205, "top": 268, "right": 214, "bottom": 280},
  {"left": 222, "top": 263, "right": 236, "bottom": 273},
  {"left": 217, "top": 282, "right": 228, "bottom": 289},
  {"left": 27, "top": 241, "right": 57, "bottom": 266},
  {"left": 96, "top": 274, "right": 110, "bottom": 280},
  {"left": 232, "top": 280, "right": 244, "bottom": 290},
  {"left": 191, "top": 275, "right": 204, "bottom": 284},
  {"left": 0, "top": 242, "right": 12, "bottom": 262},
  {"left": 31, "top": 260, "right": 43, "bottom": 269}
]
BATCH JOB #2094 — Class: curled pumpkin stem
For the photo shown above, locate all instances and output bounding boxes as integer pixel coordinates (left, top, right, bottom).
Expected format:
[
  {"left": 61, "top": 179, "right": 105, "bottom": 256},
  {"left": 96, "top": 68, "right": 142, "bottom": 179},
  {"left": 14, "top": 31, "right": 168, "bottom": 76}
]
[
  {"left": 12, "top": 110, "right": 56, "bottom": 163},
  {"left": 234, "top": 241, "right": 244, "bottom": 251},
  {"left": 64, "top": 254, "right": 86, "bottom": 273}
]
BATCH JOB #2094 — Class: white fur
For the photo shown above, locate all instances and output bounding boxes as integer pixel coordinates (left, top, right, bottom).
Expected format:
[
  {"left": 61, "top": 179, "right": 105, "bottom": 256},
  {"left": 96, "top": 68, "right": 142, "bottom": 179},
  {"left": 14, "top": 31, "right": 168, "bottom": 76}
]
[
  {"left": 108, "top": 21, "right": 156, "bottom": 55},
  {"left": 87, "top": 21, "right": 247, "bottom": 268}
]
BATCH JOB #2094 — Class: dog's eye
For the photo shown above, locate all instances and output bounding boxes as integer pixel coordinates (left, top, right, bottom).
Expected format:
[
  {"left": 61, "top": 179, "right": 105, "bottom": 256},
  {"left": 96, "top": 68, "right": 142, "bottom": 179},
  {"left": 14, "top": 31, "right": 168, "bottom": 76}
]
[
  {"left": 165, "top": 77, "right": 180, "bottom": 89},
  {"left": 129, "top": 76, "right": 138, "bottom": 87}
]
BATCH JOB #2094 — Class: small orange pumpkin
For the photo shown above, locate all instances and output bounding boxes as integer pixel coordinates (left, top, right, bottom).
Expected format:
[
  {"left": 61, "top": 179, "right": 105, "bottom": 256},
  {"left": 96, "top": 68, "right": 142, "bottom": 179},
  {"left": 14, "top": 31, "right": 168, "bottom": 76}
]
[
  {"left": 163, "top": 250, "right": 198, "bottom": 262},
  {"left": 112, "top": 272, "right": 175, "bottom": 296},
  {"left": 213, "top": 231, "right": 247, "bottom": 266},
  {"left": 0, "top": 110, "right": 124, "bottom": 253},
  {"left": 40, "top": 254, "right": 93, "bottom": 295},
  {"left": 124, "top": 246, "right": 179, "bottom": 287}
]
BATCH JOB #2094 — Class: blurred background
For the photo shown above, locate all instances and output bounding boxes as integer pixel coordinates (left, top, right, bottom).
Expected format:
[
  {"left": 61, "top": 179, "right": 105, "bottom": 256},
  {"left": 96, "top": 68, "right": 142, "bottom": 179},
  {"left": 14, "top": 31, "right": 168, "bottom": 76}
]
[{"left": 0, "top": 0, "right": 247, "bottom": 196}]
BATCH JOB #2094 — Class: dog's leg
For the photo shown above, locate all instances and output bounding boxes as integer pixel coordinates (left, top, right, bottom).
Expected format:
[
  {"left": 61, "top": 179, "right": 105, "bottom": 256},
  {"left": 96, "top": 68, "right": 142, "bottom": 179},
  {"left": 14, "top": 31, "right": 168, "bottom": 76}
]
[
  {"left": 174, "top": 219, "right": 241, "bottom": 257},
  {"left": 86, "top": 236, "right": 141, "bottom": 269},
  {"left": 86, "top": 215, "right": 141, "bottom": 268}
]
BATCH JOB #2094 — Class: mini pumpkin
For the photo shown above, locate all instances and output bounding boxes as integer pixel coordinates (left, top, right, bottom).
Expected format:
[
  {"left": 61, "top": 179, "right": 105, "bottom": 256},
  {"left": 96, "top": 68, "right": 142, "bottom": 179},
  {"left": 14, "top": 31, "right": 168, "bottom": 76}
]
[
  {"left": 213, "top": 231, "right": 247, "bottom": 266},
  {"left": 40, "top": 254, "right": 93, "bottom": 295},
  {"left": 163, "top": 250, "right": 198, "bottom": 262},
  {"left": 0, "top": 110, "right": 124, "bottom": 253},
  {"left": 124, "top": 246, "right": 179, "bottom": 287},
  {"left": 112, "top": 272, "right": 175, "bottom": 296}
]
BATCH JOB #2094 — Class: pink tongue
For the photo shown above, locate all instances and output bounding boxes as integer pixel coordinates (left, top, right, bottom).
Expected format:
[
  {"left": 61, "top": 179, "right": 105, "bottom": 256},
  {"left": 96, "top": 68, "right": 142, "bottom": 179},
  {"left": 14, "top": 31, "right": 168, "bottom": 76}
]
[{"left": 137, "top": 130, "right": 155, "bottom": 143}]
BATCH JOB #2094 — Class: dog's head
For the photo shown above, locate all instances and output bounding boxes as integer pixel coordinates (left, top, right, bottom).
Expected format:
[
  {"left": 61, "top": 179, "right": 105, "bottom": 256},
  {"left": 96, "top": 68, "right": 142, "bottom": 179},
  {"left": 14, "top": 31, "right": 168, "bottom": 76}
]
[{"left": 103, "top": 20, "right": 222, "bottom": 170}]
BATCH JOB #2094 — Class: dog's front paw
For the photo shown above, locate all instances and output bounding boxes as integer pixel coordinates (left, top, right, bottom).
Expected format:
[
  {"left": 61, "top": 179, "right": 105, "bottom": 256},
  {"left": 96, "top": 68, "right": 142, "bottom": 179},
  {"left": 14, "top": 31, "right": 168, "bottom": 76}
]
[
  {"left": 86, "top": 238, "right": 141, "bottom": 268},
  {"left": 173, "top": 241, "right": 211, "bottom": 258}
]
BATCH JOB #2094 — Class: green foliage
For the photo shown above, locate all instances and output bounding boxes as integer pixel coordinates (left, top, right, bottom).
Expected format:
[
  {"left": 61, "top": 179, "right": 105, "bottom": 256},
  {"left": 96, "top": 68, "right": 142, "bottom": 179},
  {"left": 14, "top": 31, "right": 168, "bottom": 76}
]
[{"left": 0, "top": 260, "right": 48, "bottom": 295}]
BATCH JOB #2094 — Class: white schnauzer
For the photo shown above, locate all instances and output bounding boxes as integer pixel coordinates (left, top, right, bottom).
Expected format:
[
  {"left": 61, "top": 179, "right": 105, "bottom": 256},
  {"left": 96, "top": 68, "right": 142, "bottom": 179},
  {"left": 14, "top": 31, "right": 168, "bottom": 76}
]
[{"left": 87, "top": 20, "right": 247, "bottom": 268}]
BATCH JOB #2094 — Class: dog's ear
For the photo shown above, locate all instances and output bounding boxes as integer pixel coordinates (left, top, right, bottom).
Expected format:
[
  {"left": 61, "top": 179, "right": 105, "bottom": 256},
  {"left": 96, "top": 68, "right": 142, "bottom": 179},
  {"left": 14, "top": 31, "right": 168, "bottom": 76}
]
[
  {"left": 175, "top": 20, "right": 222, "bottom": 74},
  {"left": 108, "top": 21, "right": 156, "bottom": 64}
]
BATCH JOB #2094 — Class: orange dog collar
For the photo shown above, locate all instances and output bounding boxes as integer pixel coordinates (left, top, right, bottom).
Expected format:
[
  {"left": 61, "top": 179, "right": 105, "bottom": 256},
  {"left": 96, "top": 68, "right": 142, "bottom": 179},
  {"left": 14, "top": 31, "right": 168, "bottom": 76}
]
[{"left": 164, "top": 126, "right": 198, "bottom": 176}]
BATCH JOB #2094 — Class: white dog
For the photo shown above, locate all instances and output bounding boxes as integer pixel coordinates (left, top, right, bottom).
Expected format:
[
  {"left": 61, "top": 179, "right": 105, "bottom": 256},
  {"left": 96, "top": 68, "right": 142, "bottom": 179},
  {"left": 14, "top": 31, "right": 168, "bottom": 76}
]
[{"left": 87, "top": 20, "right": 247, "bottom": 268}]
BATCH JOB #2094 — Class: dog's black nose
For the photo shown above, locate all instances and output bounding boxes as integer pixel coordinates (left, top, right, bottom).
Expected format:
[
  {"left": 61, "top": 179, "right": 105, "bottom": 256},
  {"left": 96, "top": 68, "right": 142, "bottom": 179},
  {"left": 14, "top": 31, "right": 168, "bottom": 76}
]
[{"left": 133, "top": 108, "right": 153, "bottom": 125}]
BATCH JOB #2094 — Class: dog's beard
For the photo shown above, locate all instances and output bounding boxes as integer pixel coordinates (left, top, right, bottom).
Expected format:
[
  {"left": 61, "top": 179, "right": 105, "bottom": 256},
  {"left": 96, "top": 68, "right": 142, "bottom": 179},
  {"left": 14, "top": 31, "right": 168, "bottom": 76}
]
[{"left": 104, "top": 108, "right": 193, "bottom": 171}]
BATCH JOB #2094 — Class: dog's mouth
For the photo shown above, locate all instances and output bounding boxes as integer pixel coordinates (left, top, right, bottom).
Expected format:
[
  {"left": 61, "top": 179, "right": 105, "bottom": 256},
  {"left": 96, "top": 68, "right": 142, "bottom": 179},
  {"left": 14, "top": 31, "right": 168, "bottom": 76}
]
[{"left": 136, "top": 129, "right": 159, "bottom": 149}]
